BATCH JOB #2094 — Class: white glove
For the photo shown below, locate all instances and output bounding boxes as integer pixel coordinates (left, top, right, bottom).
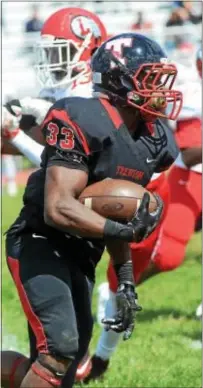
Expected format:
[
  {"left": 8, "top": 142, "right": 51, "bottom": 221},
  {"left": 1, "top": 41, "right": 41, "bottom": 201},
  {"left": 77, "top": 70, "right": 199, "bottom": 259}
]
[{"left": 20, "top": 97, "right": 52, "bottom": 125}]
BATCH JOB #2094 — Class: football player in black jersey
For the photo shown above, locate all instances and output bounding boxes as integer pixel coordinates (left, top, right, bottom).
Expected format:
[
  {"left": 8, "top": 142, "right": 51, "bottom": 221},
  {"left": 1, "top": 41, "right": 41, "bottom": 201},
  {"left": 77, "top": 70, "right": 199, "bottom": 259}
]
[{"left": 5, "top": 33, "right": 182, "bottom": 388}]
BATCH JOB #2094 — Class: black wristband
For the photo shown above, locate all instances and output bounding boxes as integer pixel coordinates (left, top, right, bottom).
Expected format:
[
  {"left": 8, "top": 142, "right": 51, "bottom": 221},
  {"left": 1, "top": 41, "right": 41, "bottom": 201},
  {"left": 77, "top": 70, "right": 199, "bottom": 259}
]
[
  {"left": 114, "top": 260, "right": 134, "bottom": 285},
  {"left": 103, "top": 219, "right": 134, "bottom": 242}
]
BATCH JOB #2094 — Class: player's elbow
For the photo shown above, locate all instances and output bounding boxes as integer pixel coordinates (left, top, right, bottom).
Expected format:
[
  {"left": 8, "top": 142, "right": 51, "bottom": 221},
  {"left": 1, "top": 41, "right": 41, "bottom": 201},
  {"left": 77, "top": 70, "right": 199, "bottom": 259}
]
[
  {"left": 44, "top": 203, "right": 58, "bottom": 227},
  {"left": 44, "top": 199, "right": 73, "bottom": 229}
]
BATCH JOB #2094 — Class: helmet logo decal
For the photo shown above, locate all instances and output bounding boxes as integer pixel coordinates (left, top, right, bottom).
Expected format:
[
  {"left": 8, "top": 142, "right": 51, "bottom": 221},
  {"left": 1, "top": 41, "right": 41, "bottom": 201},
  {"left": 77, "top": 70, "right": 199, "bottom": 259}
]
[
  {"left": 71, "top": 16, "right": 101, "bottom": 39},
  {"left": 105, "top": 38, "right": 132, "bottom": 67}
]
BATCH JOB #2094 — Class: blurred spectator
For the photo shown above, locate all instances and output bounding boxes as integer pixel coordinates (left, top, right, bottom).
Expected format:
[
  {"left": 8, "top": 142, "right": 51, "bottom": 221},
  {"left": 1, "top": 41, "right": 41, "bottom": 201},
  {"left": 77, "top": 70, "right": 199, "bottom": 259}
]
[
  {"left": 169, "top": 1, "right": 202, "bottom": 25},
  {"left": 165, "top": 4, "right": 199, "bottom": 52},
  {"left": 172, "top": 1, "right": 191, "bottom": 9},
  {"left": 131, "top": 11, "right": 152, "bottom": 31},
  {"left": 166, "top": 7, "right": 190, "bottom": 27},
  {"left": 25, "top": 5, "right": 43, "bottom": 33}
]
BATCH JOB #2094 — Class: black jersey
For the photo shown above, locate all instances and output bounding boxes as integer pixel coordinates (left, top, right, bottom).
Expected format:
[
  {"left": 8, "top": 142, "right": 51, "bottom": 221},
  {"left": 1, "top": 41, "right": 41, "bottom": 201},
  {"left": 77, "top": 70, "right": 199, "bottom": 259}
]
[
  {"left": 9, "top": 97, "right": 178, "bottom": 279},
  {"left": 40, "top": 97, "right": 178, "bottom": 186}
]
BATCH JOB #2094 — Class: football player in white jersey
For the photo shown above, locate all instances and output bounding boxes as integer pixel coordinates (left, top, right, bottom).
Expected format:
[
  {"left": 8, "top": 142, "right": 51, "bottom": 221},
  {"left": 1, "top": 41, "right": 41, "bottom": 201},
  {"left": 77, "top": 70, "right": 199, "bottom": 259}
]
[
  {"left": 1, "top": 7, "right": 107, "bottom": 388},
  {"left": 2, "top": 7, "right": 107, "bottom": 167}
]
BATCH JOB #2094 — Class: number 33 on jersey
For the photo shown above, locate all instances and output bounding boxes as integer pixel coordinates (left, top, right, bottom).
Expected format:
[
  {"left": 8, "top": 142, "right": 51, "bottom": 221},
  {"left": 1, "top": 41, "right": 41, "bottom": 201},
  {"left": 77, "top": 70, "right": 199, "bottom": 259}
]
[
  {"left": 46, "top": 122, "right": 75, "bottom": 150},
  {"left": 42, "top": 107, "right": 90, "bottom": 157}
]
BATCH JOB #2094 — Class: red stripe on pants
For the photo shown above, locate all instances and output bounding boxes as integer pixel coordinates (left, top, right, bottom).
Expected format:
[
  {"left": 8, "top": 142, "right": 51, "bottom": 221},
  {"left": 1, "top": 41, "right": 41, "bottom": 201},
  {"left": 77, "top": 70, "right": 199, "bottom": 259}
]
[{"left": 7, "top": 257, "right": 48, "bottom": 353}]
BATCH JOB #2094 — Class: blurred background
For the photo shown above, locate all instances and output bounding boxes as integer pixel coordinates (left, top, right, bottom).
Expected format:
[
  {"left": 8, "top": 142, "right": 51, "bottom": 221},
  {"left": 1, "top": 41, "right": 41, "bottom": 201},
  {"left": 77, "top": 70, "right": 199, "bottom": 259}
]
[{"left": 2, "top": 1, "right": 202, "bottom": 100}]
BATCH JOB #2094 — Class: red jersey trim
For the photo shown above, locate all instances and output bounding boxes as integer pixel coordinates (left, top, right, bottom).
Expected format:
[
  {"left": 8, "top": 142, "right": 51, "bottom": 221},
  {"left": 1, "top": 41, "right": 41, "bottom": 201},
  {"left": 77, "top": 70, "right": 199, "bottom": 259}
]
[
  {"left": 146, "top": 122, "right": 155, "bottom": 135},
  {"left": 99, "top": 98, "right": 123, "bottom": 129},
  {"left": 42, "top": 109, "right": 90, "bottom": 155}
]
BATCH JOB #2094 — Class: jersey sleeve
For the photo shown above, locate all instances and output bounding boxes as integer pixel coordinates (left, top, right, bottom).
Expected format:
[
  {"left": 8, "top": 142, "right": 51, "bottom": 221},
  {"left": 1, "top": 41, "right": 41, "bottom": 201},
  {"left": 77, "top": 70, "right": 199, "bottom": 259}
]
[
  {"left": 175, "top": 118, "right": 202, "bottom": 150},
  {"left": 41, "top": 106, "right": 90, "bottom": 172}
]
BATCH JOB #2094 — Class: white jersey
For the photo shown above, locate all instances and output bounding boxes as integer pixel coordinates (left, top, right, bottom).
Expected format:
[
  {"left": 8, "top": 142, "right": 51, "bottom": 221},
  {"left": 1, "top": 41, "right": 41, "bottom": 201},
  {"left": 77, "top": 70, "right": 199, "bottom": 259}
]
[
  {"left": 39, "top": 76, "right": 93, "bottom": 101},
  {"left": 8, "top": 76, "right": 93, "bottom": 167},
  {"left": 174, "top": 80, "right": 202, "bottom": 174},
  {"left": 19, "top": 75, "right": 93, "bottom": 125}
]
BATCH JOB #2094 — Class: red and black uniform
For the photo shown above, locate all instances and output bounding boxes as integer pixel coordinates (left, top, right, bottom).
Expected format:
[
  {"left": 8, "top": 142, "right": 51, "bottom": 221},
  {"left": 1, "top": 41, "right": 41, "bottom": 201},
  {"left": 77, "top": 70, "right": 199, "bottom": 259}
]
[{"left": 5, "top": 97, "right": 178, "bottom": 385}]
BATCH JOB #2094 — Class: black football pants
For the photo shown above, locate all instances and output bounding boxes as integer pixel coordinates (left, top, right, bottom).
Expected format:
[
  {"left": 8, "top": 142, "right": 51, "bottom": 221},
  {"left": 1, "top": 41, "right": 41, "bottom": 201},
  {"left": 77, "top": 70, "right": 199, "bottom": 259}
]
[{"left": 6, "top": 232, "right": 94, "bottom": 388}]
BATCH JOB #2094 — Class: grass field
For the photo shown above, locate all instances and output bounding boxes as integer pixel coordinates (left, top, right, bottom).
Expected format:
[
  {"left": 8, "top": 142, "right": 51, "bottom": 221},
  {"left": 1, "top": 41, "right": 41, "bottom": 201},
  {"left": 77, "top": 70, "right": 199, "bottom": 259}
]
[{"left": 2, "top": 187, "right": 202, "bottom": 388}]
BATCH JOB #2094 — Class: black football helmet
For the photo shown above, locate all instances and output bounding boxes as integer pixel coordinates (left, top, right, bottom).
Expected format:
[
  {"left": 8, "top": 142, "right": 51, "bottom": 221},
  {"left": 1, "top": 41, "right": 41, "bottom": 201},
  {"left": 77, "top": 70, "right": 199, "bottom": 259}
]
[{"left": 91, "top": 33, "right": 183, "bottom": 121}]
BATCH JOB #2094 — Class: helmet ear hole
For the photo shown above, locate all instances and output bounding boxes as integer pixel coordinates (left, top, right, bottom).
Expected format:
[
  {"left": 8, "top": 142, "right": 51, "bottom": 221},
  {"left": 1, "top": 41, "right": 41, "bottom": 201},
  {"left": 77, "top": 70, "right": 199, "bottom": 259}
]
[
  {"left": 103, "top": 68, "right": 130, "bottom": 96},
  {"left": 120, "top": 74, "right": 134, "bottom": 91}
]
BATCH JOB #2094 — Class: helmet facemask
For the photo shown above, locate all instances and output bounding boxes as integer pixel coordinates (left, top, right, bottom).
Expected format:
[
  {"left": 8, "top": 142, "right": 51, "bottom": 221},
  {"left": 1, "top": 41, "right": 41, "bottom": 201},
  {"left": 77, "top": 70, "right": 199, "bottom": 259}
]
[
  {"left": 34, "top": 35, "right": 92, "bottom": 88},
  {"left": 127, "top": 63, "right": 183, "bottom": 121}
]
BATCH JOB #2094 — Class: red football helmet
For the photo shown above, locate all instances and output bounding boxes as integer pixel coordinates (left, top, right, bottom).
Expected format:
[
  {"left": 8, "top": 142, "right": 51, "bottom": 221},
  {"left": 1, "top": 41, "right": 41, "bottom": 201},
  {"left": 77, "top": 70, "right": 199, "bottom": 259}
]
[{"left": 35, "top": 7, "right": 107, "bottom": 88}]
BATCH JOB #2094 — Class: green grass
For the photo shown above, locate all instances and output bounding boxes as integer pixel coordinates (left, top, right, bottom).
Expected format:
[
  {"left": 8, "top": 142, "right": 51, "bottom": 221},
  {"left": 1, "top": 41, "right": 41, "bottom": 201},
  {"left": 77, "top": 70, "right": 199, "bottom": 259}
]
[{"left": 2, "top": 189, "right": 202, "bottom": 388}]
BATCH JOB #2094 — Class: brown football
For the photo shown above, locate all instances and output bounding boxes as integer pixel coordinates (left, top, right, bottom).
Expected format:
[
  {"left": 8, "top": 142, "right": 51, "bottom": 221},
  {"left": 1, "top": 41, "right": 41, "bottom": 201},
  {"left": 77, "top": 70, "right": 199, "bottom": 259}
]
[
  {"left": 79, "top": 179, "right": 158, "bottom": 222},
  {"left": 1, "top": 350, "right": 30, "bottom": 388}
]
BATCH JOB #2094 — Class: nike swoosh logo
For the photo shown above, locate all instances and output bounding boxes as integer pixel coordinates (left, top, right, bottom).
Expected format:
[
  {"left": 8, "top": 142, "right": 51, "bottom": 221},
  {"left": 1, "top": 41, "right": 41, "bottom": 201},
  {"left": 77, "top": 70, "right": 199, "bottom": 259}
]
[
  {"left": 76, "top": 355, "right": 92, "bottom": 377},
  {"left": 32, "top": 233, "right": 47, "bottom": 239},
  {"left": 146, "top": 158, "right": 156, "bottom": 163}
]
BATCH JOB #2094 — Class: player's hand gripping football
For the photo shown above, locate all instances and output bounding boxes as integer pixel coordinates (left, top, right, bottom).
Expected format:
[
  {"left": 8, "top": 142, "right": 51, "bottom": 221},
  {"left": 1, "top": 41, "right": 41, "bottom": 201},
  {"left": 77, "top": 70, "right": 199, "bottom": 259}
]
[
  {"left": 129, "top": 192, "right": 163, "bottom": 243},
  {"left": 102, "top": 282, "right": 142, "bottom": 340},
  {"left": 103, "top": 192, "right": 163, "bottom": 243}
]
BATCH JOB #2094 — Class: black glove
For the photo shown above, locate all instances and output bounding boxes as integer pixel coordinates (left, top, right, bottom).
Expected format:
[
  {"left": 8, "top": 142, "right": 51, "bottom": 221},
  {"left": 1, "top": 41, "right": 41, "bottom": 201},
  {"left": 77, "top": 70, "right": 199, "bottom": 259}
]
[
  {"left": 104, "top": 192, "right": 163, "bottom": 243},
  {"left": 128, "top": 192, "right": 164, "bottom": 243},
  {"left": 102, "top": 283, "right": 142, "bottom": 340},
  {"left": 102, "top": 260, "right": 142, "bottom": 340}
]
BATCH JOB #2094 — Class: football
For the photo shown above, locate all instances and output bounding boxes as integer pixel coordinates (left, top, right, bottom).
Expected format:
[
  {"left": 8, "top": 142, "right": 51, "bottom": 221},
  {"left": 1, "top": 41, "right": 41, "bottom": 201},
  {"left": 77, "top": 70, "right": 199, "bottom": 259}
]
[
  {"left": 79, "top": 179, "right": 158, "bottom": 222},
  {"left": 1, "top": 350, "right": 30, "bottom": 388}
]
